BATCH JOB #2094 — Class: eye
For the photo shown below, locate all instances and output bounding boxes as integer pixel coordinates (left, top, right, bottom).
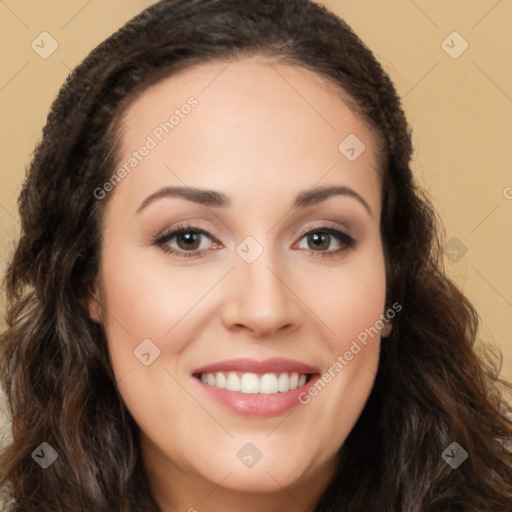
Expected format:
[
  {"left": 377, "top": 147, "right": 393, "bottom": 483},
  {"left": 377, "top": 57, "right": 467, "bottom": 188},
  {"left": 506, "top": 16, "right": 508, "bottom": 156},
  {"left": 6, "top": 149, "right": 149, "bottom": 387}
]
[
  {"left": 153, "top": 223, "right": 356, "bottom": 258},
  {"left": 295, "top": 224, "right": 356, "bottom": 258},
  {"left": 153, "top": 225, "right": 219, "bottom": 258}
]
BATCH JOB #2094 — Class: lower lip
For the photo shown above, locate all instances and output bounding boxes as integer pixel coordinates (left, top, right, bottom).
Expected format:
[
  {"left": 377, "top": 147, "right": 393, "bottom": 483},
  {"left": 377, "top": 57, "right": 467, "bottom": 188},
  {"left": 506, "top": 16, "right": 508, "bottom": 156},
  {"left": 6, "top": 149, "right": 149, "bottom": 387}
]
[{"left": 194, "top": 375, "right": 319, "bottom": 417}]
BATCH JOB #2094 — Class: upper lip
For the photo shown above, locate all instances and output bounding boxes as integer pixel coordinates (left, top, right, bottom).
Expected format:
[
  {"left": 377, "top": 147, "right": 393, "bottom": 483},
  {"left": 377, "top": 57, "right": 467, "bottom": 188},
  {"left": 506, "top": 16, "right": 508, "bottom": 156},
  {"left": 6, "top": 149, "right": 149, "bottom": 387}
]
[{"left": 192, "top": 358, "right": 320, "bottom": 376}]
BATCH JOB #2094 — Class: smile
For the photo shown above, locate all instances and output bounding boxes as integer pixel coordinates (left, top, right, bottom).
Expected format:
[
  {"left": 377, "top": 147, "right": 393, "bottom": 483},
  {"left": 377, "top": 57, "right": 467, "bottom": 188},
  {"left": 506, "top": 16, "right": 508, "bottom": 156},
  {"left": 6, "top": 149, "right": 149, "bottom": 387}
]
[
  {"left": 192, "top": 358, "right": 320, "bottom": 417},
  {"left": 197, "top": 371, "right": 311, "bottom": 394}
]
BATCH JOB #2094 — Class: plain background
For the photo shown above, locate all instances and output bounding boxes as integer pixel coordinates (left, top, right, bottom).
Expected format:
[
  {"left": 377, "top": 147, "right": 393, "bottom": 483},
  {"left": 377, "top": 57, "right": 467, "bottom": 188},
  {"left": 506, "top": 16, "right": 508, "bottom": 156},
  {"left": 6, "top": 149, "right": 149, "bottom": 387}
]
[{"left": 0, "top": 1, "right": 511, "bottom": 439}]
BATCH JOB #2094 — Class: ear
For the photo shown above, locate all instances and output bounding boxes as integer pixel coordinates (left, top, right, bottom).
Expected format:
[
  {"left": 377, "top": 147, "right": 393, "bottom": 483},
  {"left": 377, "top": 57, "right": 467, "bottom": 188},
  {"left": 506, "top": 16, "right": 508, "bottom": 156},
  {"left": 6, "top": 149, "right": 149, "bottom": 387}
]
[
  {"left": 87, "top": 281, "right": 103, "bottom": 323},
  {"left": 381, "top": 322, "right": 393, "bottom": 338}
]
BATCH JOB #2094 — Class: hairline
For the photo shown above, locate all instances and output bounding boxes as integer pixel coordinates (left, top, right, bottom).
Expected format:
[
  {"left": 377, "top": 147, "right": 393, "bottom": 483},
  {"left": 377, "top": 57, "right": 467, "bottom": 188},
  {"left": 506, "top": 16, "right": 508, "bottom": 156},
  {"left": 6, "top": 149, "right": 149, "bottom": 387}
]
[{"left": 103, "top": 51, "right": 389, "bottom": 215}]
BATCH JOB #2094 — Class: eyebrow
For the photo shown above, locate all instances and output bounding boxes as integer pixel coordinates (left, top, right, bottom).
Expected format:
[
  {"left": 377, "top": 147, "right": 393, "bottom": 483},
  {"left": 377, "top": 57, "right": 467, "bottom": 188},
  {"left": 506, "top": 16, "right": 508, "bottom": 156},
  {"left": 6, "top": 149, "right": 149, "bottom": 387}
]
[{"left": 136, "top": 185, "right": 372, "bottom": 216}]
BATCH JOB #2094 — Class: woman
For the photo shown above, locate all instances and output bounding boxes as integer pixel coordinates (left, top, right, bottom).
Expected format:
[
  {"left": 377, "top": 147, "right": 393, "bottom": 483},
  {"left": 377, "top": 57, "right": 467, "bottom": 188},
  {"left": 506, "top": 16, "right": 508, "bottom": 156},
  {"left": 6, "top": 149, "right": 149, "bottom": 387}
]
[{"left": 1, "top": 0, "right": 511, "bottom": 510}]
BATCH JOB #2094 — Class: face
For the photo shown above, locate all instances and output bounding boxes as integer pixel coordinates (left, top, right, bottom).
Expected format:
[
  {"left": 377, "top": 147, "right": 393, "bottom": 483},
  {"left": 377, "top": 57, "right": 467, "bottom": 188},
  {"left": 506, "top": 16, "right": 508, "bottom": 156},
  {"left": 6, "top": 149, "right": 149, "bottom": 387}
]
[{"left": 89, "top": 57, "right": 388, "bottom": 506}]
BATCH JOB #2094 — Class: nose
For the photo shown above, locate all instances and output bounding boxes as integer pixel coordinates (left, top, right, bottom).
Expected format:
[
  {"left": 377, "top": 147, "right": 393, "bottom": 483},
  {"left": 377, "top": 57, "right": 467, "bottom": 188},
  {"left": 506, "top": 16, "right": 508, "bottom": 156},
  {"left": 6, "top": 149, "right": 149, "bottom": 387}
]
[{"left": 220, "top": 248, "right": 303, "bottom": 339}]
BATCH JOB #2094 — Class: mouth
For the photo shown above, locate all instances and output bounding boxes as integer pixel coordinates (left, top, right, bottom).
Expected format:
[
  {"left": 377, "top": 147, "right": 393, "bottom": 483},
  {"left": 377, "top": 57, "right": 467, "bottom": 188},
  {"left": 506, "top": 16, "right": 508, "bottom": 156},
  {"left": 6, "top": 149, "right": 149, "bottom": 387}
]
[
  {"left": 191, "top": 358, "right": 320, "bottom": 417},
  {"left": 193, "top": 371, "right": 315, "bottom": 394}
]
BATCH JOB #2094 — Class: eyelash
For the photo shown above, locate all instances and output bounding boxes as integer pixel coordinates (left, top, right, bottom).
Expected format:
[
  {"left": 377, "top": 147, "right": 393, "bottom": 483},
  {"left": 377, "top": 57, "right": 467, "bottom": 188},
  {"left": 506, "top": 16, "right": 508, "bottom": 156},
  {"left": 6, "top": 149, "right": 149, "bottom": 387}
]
[{"left": 153, "top": 223, "right": 356, "bottom": 259}]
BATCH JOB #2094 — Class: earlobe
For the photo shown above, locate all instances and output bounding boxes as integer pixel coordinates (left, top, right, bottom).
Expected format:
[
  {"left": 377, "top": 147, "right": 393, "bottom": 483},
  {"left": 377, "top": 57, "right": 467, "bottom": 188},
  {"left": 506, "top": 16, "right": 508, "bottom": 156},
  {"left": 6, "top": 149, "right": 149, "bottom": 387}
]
[
  {"left": 381, "top": 322, "right": 393, "bottom": 337},
  {"left": 87, "top": 283, "right": 103, "bottom": 323}
]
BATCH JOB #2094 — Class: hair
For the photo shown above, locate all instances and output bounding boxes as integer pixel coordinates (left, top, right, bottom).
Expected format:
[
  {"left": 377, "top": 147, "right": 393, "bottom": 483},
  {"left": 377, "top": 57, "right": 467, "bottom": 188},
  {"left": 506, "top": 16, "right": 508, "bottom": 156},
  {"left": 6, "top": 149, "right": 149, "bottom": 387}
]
[{"left": 1, "top": 0, "right": 511, "bottom": 510}]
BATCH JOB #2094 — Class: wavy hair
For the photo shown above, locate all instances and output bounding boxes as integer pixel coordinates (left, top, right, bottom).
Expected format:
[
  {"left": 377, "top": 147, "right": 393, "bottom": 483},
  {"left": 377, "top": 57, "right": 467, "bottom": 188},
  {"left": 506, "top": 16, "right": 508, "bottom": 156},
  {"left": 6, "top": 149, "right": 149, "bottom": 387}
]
[{"left": 1, "top": 0, "right": 511, "bottom": 510}]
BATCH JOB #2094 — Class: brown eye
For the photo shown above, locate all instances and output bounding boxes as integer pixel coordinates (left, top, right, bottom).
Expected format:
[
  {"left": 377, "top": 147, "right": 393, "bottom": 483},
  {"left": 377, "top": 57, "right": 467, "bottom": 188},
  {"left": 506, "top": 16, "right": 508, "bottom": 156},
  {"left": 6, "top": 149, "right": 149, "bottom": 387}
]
[
  {"left": 154, "top": 226, "right": 218, "bottom": 258},
  {"left": 296, "top": 226, "right": 356, "bottom": 257},
  {"left": 174, "top": 232, "right": 202, "bottom": 251},
  {"left": 306, "top": 232, "right": 331, "bottom": 251}
]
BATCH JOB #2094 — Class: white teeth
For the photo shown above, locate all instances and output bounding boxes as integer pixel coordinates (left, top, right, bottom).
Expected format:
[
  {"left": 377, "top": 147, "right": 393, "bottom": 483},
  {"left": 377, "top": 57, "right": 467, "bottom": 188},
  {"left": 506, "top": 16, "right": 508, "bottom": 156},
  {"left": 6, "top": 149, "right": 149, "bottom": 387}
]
[
  {"left": 199, "top": 371, "right": 310, "bottom": 394},
  {"left": 241, "top": 373, "right": 260, "bottom": 394},
  {"left": 278, "top": 372, "right": 290, "bottom": 392},
  {"left": 215, "top": 372, "right": 226, "bottom": 389},
  {"left": 260, "top": 373, "right": 279, "bottom": 394},
  {"left": 226, "top": 372, "right": 241, "bottom": 391}
]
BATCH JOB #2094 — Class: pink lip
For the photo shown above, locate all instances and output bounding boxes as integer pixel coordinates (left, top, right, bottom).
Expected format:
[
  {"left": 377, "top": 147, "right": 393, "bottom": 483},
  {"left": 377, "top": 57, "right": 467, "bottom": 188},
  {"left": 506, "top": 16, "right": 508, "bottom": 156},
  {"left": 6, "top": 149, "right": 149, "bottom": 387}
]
[
  {"left": 191, "top": 358, "right": 320, "bottom": 417},
  {"left": 191, "top": 357, "right": 320, "bottom": 376}
]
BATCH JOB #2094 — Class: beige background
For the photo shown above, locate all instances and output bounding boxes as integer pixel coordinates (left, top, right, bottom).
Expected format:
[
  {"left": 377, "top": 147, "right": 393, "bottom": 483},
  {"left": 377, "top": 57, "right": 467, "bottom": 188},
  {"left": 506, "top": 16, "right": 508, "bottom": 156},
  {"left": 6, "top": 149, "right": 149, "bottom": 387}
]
[{"left": 1, "top": 0, "right": 511, "bottom": 438}]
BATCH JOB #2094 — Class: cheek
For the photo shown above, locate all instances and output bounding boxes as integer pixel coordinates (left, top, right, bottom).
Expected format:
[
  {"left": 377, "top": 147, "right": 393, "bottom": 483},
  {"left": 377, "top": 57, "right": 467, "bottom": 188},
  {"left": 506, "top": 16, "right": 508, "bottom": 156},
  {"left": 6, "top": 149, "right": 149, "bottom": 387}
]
[
  {"left": 306, "top": 249, "right": 387, "bottom": 347},
  {"left": 297, "top": 246, "right": 386, "bottom": 421},
  {"left": 99, "top": 244, "right": 217, "bottom": 352},
  {"left": 97, "top": 246, "right": 210, "bottom": 436}
]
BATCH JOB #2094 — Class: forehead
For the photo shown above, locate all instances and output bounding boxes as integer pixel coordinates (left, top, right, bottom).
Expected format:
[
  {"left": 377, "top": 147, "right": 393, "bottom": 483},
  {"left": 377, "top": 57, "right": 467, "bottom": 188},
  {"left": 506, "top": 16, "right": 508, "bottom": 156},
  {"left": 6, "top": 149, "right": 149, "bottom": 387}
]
[{"left": 108, "top": 56, "right": 382, "bottom": 216}]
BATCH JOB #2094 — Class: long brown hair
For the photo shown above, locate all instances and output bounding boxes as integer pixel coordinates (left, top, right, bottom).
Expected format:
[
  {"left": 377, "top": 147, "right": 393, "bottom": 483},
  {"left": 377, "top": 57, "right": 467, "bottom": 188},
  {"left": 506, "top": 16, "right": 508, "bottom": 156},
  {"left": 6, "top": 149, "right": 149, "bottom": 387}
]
[{"left": 1, "top": 1, "right": 511, "bottom": 510}]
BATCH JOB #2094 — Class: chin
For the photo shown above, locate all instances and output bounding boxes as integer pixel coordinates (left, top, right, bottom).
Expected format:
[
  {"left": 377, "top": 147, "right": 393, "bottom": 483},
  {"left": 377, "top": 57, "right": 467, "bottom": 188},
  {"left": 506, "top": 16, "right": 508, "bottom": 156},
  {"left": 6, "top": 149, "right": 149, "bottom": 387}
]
[
  {"left": 215, "top": 467, "right": 302, "bottom": 493},
  {"left": 202, "top": 453, "right": 314, "bottom": 493}
]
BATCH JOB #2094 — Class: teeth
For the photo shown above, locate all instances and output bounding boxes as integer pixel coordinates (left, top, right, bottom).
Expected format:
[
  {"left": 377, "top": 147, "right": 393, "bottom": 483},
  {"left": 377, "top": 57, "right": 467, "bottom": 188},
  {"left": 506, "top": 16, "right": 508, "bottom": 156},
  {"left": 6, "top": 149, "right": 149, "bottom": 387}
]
[
  {"left": 260, "top": 373, "right": 278, "bottom": 394},
  {"left": 215, "top": 372, "right": 226, "bottom": 389},
  {"left": 198, "top": 371, "right": 310, "bottom": 394},
  {"left": 241, "top": 373, "right": 260, "bottom": 394},
  {"left": 278, "top": 372, "right": 290, "bottom": 392},
  {"left": 226, "top": 372, "right": 241, "bottom": 392}
]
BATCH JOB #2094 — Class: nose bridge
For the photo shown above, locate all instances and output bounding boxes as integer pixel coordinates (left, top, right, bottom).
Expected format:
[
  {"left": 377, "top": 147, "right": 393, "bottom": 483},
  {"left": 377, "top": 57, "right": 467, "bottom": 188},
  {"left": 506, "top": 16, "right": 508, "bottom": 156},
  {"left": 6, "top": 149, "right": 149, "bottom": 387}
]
[{"left": 221, "top": 235, "right": 301, "bottom": 336}]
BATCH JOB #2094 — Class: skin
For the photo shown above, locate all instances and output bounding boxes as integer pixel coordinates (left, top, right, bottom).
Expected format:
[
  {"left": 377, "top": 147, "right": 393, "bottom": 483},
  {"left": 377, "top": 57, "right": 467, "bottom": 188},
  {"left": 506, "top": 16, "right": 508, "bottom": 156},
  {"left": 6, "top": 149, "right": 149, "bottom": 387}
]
[{"left": 89, "top": 56, "right": 389, "bottom": 512}]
